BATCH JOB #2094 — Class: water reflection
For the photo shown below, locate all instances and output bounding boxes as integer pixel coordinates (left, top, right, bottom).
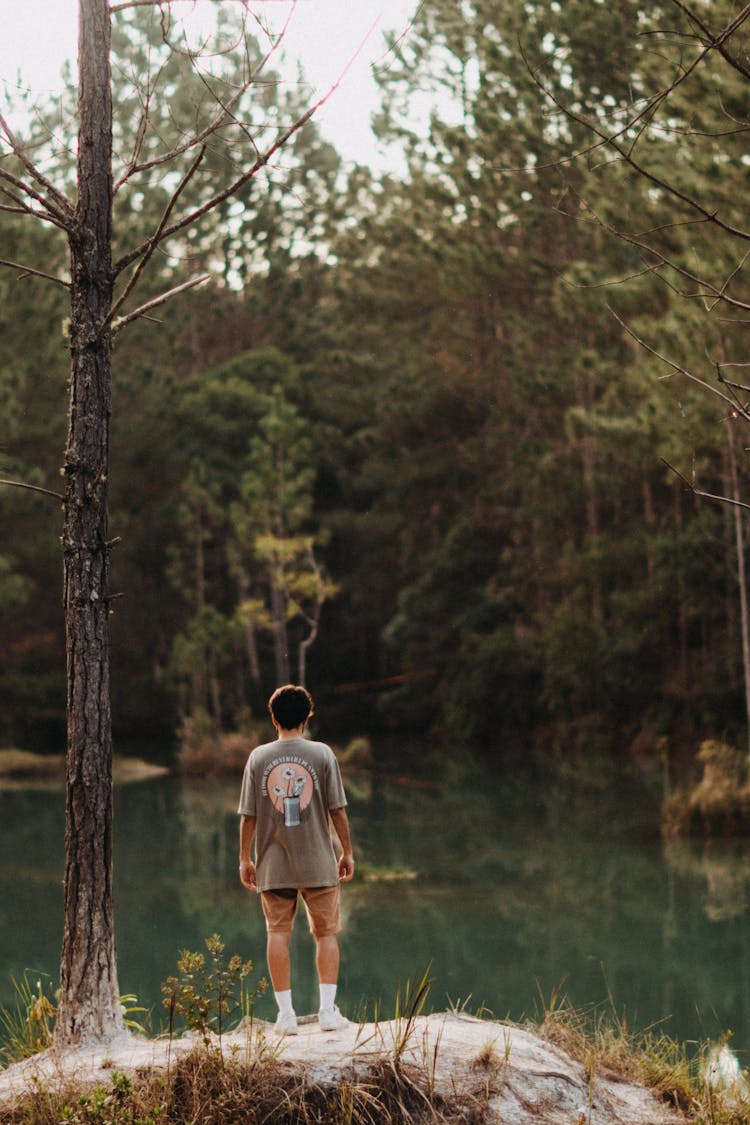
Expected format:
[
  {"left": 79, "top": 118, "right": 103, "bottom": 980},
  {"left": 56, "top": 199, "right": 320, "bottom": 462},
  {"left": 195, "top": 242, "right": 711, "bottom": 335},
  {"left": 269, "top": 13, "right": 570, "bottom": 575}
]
[{"left": 1, "top": 756, "right": 750, "bottom": 1057}]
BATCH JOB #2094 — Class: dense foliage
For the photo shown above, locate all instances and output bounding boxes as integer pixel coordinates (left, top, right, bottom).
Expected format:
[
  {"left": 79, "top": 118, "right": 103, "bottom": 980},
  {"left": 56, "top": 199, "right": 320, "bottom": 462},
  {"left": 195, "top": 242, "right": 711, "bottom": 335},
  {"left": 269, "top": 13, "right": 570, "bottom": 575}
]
[{"left": 1, "top": 0, "right": 748, "bottom": 761}]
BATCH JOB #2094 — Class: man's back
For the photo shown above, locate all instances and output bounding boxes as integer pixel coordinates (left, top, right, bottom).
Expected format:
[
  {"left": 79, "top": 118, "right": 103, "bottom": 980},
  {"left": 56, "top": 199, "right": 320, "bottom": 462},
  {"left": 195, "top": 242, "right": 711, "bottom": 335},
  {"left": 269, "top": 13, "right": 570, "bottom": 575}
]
[{"left": 238, "top": 736, "right": 346, "bottom": 891}]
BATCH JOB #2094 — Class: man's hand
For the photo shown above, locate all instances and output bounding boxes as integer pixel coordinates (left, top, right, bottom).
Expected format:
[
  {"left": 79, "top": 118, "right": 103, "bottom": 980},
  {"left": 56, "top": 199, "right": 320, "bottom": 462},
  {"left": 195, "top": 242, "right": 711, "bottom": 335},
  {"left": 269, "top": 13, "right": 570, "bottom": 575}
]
[
  {"left": 239, "top": 857, "right": 257, "bottom": 892},
  {"left": 338, "top": 852, "right": 355, "bottom": 882}
]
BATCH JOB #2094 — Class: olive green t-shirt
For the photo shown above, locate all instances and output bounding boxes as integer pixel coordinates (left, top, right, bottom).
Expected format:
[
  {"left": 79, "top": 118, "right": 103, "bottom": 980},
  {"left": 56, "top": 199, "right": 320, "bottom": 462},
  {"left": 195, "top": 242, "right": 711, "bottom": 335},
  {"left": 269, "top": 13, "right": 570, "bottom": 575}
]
[{"left": 237, "top": 737, "right": 347, "bottom": 892}]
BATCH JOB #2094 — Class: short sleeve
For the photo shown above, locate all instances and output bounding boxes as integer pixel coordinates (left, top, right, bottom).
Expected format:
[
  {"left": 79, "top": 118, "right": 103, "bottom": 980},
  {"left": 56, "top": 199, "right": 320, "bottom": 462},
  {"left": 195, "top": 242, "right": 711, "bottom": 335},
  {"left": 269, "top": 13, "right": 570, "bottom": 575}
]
[
  {"left": 325, "top": 749, "right": 347, "bottom": 810},
  {"left": 237, "top": 759, "right": 257, "bottom": 816}
]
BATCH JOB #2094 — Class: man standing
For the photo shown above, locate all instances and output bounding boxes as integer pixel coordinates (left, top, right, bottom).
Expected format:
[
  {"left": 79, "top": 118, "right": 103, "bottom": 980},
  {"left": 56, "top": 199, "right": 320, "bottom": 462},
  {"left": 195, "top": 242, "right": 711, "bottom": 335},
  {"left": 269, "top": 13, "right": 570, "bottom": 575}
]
[{"left": 238, "top": 684, "right": 355, "bottom": 1035}]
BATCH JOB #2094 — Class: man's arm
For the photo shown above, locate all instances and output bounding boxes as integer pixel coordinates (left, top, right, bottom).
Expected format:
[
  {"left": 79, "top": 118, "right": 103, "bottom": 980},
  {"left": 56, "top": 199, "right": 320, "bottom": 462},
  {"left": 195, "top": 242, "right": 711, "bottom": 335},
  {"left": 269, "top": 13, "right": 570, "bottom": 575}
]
[
  {"left": 330, "top": 806, "right": 355, "bottom": 882},
  {"left": 239, "top": 814, "right": 257, "bottom": 891}
]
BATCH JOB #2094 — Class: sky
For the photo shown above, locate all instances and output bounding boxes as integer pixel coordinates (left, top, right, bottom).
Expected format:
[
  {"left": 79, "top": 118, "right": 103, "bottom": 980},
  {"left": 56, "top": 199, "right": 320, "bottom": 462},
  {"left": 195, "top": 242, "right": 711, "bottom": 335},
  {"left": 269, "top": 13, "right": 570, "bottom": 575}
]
[{"left": 0, "top": 0, "right": 420, "bottom": 167}]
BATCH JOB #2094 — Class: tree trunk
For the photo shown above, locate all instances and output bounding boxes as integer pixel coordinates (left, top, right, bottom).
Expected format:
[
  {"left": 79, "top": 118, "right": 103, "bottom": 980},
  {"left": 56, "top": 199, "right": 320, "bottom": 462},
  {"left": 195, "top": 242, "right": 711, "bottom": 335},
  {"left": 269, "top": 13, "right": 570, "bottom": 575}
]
[
  {"left": 297, "top": 611, "right": 319, "bottom": 688},
  {"left": 237, "top": 570, "right": 262, "bottom": 689},
  {"left": 55, "top": 0, "right": 124, "bottom": 1047},
  {"left": 727, "top": 421, "right": 750, "bottom": 759},
  {"left": 575, "top": 377, "right": 603, "bottom": 621},
  {"left": 192, "top": 501, "right": 208, "bottom": 713},
  {"left": 269, "top": 560, "right": 290, "bottom": 684}
]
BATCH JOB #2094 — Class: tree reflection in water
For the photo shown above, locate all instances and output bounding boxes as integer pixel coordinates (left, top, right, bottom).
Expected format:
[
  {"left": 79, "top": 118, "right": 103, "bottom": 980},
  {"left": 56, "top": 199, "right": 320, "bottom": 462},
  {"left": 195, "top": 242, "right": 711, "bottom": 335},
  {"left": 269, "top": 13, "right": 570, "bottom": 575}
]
[{"left": 1, "top": 753, "right": 750, "bottom": 1058}]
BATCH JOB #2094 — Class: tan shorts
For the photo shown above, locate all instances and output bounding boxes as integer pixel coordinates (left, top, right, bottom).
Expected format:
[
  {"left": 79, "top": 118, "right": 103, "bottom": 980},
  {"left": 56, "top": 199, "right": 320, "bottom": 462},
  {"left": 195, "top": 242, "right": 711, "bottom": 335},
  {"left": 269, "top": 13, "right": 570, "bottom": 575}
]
[{"left": 261, "top": 885, "right": 341, "bottom": 938}]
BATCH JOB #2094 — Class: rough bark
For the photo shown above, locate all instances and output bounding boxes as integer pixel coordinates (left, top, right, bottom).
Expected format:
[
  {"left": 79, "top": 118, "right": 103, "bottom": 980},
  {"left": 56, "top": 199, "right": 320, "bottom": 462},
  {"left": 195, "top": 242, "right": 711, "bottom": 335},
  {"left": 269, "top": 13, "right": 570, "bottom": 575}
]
[{"left": 55, "top": 0, "right": 124, "bottom": 1047}]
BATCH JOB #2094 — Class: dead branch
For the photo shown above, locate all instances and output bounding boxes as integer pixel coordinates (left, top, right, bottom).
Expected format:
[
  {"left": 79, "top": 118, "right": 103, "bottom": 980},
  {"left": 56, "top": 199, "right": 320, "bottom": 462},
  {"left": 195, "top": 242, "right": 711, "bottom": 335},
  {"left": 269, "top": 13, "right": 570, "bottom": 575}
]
[
  {"left": 110, "top": 0, "right": 215, "bottom": 9},
  {"left": 111, "top": 272, "right": 211, "bottom": 335},
  {"left": 112, "top": 2, "right": 295, "bottom": 193},
  {"left": 668, "top": 0, "right": 750, "bottom": 81},
  {"left": 0, "top": 258, "right": 70, "bottom": 287},
  {"left": 0, "top": 478, "right": 64, "bottom": 502},
  {"left": 104, "top": 145, "right": 207, "bottom": 333},
  {"left": 113, "top": 54, "right": 170, "bottom": 188},
  {"left": 608, "top": 305, "right": 750, "bottom": 422},
  {"left": 565, "top": 190, "right": 750, "bottom": 314},
  {"left": 0, "top": 166, "right": 73, "bottom": 231},
  {"left": 523, "top": 6, "right": 750, "bottom": 244},
  {"left": 517, "top": 16, "right": 712, "bottom": 177},
  {"left": 661, "top": 458, "right": 750, "bottom": 512},
  {"left": 114, "top": 22, "right": 374, "bottom": 277},
  {"left": 0, "top": 114, "right": 75, "bottom": 225},
  {"left": 538, "top": 82, "right": 750, "bottom": 245}
]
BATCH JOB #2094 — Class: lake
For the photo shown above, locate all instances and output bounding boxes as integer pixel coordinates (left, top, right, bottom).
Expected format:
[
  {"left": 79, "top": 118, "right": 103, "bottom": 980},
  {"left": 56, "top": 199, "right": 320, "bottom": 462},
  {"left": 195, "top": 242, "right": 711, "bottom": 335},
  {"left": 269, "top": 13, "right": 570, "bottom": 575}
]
[{"left": 1, "top": 750, "right": 749, "bottom": 1060}]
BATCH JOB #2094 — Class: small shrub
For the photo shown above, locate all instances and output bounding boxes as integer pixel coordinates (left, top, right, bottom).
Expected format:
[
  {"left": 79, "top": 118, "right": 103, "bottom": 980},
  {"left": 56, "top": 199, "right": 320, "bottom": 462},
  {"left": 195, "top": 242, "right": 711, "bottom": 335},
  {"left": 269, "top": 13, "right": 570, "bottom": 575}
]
[{"left": 161, "top": 934, "right": 265, "bottom": 1046}]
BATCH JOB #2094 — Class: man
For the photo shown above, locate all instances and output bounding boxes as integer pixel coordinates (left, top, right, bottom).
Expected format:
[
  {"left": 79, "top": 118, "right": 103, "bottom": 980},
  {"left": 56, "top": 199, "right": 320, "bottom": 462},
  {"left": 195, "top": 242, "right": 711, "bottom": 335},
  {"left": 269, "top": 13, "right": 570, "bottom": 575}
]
[{"left": 238, "top": 684, "right": 355, "bottom": 1035}]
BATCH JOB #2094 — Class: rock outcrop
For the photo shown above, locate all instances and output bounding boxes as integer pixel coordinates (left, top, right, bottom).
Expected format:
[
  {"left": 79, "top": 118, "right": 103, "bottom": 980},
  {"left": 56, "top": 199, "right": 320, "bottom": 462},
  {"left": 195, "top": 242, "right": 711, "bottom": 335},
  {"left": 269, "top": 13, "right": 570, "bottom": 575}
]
[{"left": 0, "top": 1012, "right": 687, "bottom": 1123}]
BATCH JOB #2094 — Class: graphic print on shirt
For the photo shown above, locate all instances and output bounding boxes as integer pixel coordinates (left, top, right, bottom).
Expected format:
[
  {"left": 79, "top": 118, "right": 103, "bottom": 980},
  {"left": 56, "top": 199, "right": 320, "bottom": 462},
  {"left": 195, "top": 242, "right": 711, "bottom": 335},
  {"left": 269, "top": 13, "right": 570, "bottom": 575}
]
[{"left": 262, "top": 756, "right": 318, "bottom": 828}]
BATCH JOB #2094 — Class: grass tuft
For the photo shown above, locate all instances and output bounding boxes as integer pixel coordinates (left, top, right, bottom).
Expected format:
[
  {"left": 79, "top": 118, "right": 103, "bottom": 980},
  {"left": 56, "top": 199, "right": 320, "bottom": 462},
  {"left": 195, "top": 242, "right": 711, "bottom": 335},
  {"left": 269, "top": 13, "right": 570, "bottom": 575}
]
[{"left": 536, "top": 989, "right": 750, "bottom": 1122}]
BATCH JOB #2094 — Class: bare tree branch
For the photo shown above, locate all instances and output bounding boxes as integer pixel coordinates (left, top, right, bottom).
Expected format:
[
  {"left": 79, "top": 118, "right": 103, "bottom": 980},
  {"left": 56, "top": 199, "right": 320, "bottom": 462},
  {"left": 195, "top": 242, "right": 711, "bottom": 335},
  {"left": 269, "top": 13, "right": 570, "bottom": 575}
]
[
  {"left": 113, "top": 54, "right": 170, "bottom": 188},
  {"left": 661, "top": 458, "right": 750, "bottom": 512},
  {"left": 0, "top": 258, "right": 71, "bottom": 287},
  {"left": 608, "top": 305, "right": 750, "bottom": 421},
  {"left": 540, "top": 84, "right": 750, "bottom": 244},
  {"left": 0, "top": 114, "right": 75, "bottom": 224},
  {"left": 104, "top": 144, "right": 207, "bottom": 332},
  {"left": 0, "top": 478, "right": 64, "bottom": 502},
  {"left": 110, "top": 0, "right": 259, "bottom": 10},
  {"left": 111, "top": 272, "right": 211, "bottom": 335},
  {"left": 561, "top": 190, "right": 750, "bottom": 315},
  {"left": 0, "top": 165, "right": 73, "bottom": 231},
  {"left": 669, "top": 0, "right": 750, "bottom": 81},
  {"left": 112, "top": 2, "right": 296, "bottom": 192},
  {"left": 113, "top": 7, "right": 378, "bottom": 277},
  {"left": 524, "top": 7, "right": 750, "bottom": 243}
]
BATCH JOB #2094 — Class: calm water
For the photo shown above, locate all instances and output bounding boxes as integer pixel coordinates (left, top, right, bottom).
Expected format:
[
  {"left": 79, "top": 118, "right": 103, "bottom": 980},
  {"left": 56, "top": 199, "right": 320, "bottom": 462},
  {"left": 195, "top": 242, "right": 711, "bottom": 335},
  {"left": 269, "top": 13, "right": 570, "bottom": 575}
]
[{"left": 1, "top": 753, "right": 750, "bottom": 1058}]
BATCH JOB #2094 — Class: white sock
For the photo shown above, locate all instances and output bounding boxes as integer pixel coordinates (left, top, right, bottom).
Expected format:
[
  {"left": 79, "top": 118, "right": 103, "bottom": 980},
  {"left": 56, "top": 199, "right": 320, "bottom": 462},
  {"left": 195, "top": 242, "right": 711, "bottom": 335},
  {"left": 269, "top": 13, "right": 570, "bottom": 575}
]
[
  {"left": 274, "top": 990, "right": 295, "bottom": 1017},
  {"left": 319, "top": 983, "right": 337, "bottom": 1012}
]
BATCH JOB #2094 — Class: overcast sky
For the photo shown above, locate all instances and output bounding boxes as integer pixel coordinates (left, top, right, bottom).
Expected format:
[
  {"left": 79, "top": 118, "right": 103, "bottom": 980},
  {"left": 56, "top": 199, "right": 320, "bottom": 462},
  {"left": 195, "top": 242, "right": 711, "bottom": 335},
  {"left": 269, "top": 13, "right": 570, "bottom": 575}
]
[{"left": 0, "top": 1, "right": 419, "bottom": 167}]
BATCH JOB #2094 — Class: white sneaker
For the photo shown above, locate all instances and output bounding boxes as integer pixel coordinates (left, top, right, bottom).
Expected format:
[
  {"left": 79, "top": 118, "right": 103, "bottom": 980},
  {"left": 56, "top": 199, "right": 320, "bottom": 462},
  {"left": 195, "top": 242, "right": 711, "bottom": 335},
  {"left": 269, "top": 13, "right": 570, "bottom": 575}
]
[
  {"left": 318, "top": 1005, "right": 349, "bottom": 1032},
  {"left": 274, "top": 1011, "right": 299, "bottom": 1036}
]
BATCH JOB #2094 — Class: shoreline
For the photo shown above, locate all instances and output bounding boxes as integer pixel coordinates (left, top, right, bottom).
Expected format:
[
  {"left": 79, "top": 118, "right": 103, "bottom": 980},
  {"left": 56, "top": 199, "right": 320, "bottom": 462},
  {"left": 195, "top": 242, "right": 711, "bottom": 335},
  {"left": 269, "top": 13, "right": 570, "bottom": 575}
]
[
  {"left": 0, "top": 1012, "right": 689, "bottom": 1124},
  {"left": 0, "top": 750, "right": 168, "bottom": 788}
]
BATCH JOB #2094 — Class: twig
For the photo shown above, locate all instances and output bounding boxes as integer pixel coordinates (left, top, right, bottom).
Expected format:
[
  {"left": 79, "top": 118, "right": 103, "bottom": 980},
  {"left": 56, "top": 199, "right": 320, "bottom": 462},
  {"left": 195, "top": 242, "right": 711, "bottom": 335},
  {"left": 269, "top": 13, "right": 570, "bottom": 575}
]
[
  {"left": 669, "top": 0, "right": 750, "bottom": 82},
  {"left": 111, "top": 273, "right": 211, "bottom": 335},
  {"left": 112, "top": 0, "right": 297, "bottom": 195},
  {"left": 0, "top": 168, "right": 72, "bottom": 232},
  {"left": 114, "top": 15, "right": 378, "bottom": 275},
  {"left": 0, "top": 113, "right": 74, "bottom": 224},
  {"left": 0, "top": 479, "right": 64, "bottom": 502},
  {"left": 0, "top": 258, "right": 70, "bottom": 288},
  {"left": 104, "top": 145, "right": 207, "bottom": 331},
  {"left": 609, "top": 305, "right": 750, "bottom": 420},
  {"left": 524, "top": 10, "right": 750, "bottom": 245},
  {"left": 567, "top": 192, "right": 750, "bottom": 314},
  {"left": 661, "top": 458, "right": 750, "bottom": 512}
]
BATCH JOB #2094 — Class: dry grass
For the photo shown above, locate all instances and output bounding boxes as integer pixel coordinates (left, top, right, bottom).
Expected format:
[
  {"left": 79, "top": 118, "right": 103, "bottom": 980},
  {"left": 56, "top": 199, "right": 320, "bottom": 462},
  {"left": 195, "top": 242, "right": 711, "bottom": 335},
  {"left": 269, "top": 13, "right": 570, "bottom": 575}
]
[
  {"left": 0, "top": 1043, "right": 494, "bottom": 1125},
  {"left": 537, "top": 994, "right": 750, "bottom": 1123},
  {"left": 540, "top": 998, "right": 696, "bottom": 1109}
]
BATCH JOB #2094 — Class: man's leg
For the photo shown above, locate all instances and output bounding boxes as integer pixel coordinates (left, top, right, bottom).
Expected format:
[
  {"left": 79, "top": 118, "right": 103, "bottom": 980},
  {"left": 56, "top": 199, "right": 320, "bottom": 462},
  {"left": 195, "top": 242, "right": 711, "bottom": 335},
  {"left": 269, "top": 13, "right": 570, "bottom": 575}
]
[
  {"left": 302, "top": 887, "right": 348, "bottom": 1030},
  {"left": 267, "top": 930, "right": 292, "bottom": 992},
  {"left": 260, "top": 890, "right": 298, "bottom": 1035},
  {"left": 315, "top": 933, "right": 339, "bottom": 986}
]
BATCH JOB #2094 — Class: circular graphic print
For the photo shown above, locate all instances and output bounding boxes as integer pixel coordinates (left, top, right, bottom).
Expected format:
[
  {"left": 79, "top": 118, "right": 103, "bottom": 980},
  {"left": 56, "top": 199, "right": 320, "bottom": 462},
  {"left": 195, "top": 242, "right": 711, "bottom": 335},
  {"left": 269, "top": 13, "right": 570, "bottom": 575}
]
[{"left": 266, "top": 761, "right": 314, "bottom": 826}]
